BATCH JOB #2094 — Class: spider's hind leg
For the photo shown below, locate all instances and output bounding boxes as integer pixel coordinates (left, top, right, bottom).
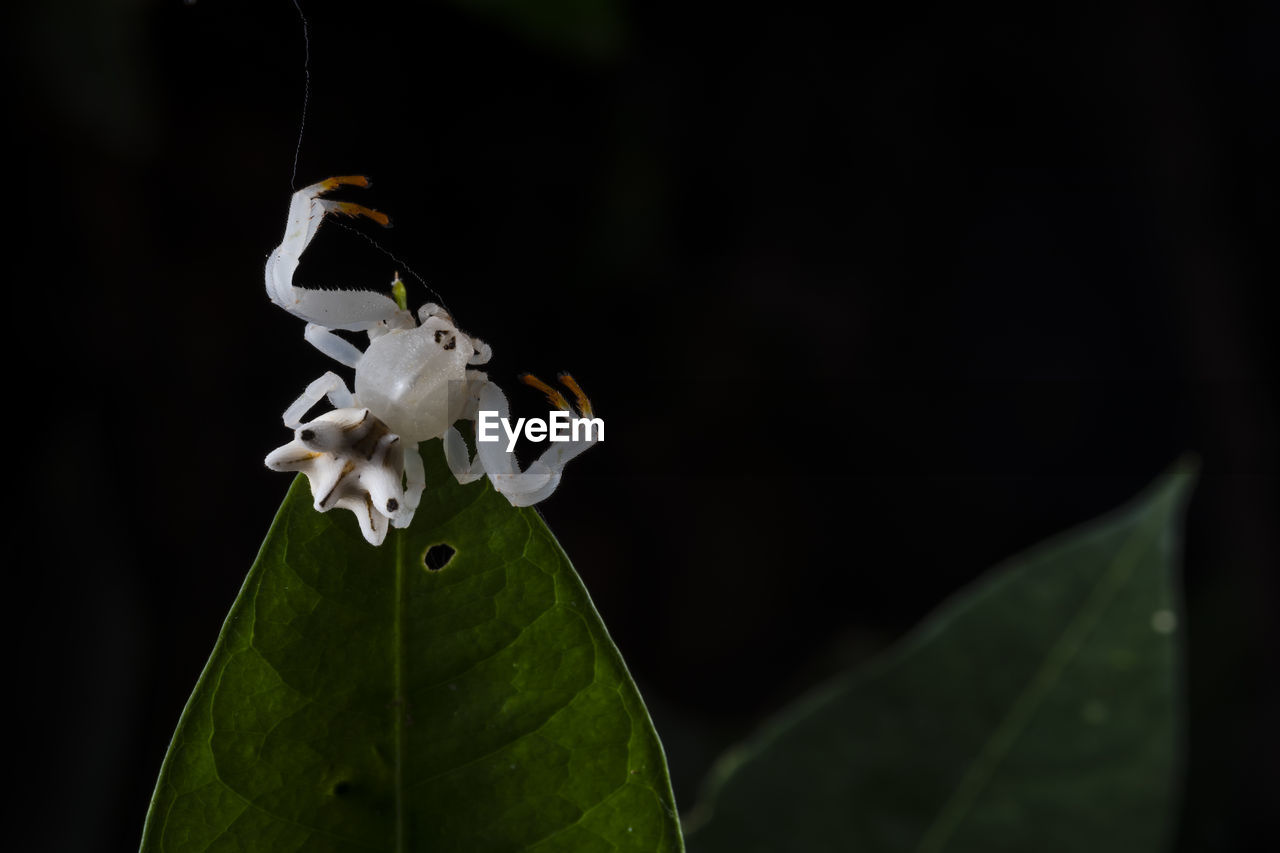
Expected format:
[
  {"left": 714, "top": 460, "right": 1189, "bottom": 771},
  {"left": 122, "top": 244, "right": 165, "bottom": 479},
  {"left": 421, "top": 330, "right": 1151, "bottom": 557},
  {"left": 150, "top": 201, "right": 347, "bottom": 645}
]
[
  {"left": 473, "top": 374, "right": 600, "bottom": 507},
  {"left": 443, "top": 371, "right": 489, "bottom": 485}
]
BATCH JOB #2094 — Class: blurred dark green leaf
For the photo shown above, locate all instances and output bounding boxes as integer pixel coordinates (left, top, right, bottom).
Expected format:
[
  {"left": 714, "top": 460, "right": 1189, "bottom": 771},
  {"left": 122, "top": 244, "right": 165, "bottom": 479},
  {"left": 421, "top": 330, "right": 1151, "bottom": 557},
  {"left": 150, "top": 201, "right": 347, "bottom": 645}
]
[
  {"left": 141, "top": 442, "right": 682, "bottom": 851},
  {"left": 686, "top": 461, "right": 1195, "bottom": 853},
  {"left": 449, "top": 0, "right": 623, "bottom": 60}
]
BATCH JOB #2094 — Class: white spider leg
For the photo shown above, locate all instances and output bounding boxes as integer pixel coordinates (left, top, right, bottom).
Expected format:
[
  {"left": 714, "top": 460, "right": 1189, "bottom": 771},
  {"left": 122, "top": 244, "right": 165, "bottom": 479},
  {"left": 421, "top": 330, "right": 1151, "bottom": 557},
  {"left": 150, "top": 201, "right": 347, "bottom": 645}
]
[
  {"left": 264, "top": 175, "right": 404, "bottom": 331},
  {"left": 458, "top": 370, "right": 488, "bottom": 421},
  {"left": 417, "top": 303, "right": 449, "bottom": 322},
  {"left": 444, "top": 427, "right": 486, "bottom": 484},
  {"left": 283, "top": 371, "right": 356, "bottom": 428},
  {"left": 443, "top": 371, "right": 489, "bottom": 484},
  {"left": 392, "top": 443, "right": 426, "bottom": 529},
  {"left": 468, "top": 337, "right": 492, "bottom": 366},
  {"left": 473, "top": 380, "right": 599, "bottom": 507},
  {"left": 473, "top": 381, "right": 524, "bottom": 479},
  {"left": 502, "top": 412, "right": 599, "bottom": 505},
  {"left": 304, "top": 323, "right": 364, "bottom": 369}
]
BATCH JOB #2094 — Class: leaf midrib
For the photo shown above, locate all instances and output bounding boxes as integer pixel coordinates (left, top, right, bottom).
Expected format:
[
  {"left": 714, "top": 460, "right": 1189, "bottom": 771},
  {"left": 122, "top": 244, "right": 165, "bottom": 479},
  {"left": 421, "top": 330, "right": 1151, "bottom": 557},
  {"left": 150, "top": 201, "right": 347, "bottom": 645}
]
[
  {"left": 913, "top": 508, "right": 1157, "bottom": 853},
  {"left": 394, "top": 529, "right": 407, "bottom": 853}
]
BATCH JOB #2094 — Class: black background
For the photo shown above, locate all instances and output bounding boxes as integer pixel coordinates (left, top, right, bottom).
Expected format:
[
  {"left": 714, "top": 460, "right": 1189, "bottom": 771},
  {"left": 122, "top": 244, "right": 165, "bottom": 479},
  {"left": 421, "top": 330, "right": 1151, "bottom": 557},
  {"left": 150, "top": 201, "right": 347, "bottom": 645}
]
[{"left": 13, "top": 1, "right": 1277, "bottom": 850}]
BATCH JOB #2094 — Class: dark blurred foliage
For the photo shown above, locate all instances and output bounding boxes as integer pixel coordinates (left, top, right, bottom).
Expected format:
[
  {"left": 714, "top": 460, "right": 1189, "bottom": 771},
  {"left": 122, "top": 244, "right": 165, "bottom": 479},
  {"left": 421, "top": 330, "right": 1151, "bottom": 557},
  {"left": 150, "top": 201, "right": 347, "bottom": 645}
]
[{"left": 12, "top": 0, "right": 1277, "bottom": 850}]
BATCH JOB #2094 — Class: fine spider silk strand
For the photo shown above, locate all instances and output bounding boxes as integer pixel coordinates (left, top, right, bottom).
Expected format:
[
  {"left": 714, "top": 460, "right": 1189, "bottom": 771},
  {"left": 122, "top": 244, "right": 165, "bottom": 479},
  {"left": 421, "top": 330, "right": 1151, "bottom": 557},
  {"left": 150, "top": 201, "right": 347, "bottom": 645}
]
[
  {"left": 290, "top": 0, "right": 311, "bottom": 191},
  {"left": 333, "top": 220, "right": 453, "bottom": 318},
  {"left": 288, "top": 1, "right": 450, "bottom": 315}
]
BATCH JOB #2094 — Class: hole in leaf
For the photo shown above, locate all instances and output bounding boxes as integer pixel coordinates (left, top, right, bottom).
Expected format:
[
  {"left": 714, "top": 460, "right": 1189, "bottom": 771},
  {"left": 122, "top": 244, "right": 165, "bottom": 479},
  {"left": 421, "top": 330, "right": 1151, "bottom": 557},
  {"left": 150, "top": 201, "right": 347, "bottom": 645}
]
[
  {"left": 423, "top": 543, "right": 456, "bottom": 572},
  {"left": 332, "top": 780, "right": 351, "bottom": 796}
]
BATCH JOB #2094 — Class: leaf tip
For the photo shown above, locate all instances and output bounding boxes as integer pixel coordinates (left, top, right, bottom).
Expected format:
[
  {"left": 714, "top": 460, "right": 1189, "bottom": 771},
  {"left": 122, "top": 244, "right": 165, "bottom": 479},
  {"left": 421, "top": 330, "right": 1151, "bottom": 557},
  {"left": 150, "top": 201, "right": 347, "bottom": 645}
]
[{"left": 1148, "top": 453, "right": 1200, "bottom": 519}]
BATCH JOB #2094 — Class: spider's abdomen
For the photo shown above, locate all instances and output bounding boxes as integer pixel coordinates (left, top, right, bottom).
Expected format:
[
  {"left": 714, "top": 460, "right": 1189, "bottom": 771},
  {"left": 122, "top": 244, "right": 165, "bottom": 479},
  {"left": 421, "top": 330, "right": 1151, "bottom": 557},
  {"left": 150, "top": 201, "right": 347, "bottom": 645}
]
[{"left": 355, "top": 324, "right": 471, "bottom": 442}]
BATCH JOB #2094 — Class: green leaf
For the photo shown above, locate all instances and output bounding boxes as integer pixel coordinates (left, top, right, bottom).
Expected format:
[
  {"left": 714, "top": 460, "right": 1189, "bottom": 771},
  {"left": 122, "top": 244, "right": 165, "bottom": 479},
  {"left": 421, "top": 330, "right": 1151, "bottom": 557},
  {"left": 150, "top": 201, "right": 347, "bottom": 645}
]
[
  {"left": 685, "top": 461, "right": 1195, "bottom": 853},
  {"left": 141, "top": 440, "right": 682, "bottom": 852},
  {"left": 449, "top": 0, "right": 624, "bottom": 61}
]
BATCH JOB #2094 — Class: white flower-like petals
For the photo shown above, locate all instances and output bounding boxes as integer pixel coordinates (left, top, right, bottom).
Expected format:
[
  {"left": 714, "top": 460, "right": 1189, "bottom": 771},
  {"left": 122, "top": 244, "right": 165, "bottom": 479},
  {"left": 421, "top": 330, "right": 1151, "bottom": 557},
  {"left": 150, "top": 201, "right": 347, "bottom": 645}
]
[{"left": 265, "top": 407, "right": 406, "bottom": 546}]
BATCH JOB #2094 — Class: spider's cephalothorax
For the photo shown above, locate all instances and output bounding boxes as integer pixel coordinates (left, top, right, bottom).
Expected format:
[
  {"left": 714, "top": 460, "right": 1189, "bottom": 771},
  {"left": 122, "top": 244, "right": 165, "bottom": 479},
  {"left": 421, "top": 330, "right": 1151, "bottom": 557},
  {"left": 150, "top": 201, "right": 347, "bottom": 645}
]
[{"left": 263, "top": 176, "right": 598, "bottom": 545}]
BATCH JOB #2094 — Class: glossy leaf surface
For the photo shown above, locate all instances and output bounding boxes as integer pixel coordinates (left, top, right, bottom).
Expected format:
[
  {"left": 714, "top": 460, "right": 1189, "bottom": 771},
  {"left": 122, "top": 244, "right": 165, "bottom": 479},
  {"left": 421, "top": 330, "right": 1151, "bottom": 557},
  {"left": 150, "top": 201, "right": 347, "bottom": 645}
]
[
  {"left": 686, "top": 462, "right": 1194, "bottom": 853},
  {"left": 141, "top": 442, "right": 682, "bottom": 852}
]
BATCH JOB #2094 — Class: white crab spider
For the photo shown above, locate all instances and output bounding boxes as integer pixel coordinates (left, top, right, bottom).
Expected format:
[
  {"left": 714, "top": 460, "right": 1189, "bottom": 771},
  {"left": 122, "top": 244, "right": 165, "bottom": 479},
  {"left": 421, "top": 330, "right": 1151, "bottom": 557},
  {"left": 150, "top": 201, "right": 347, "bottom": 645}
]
[{"left": 262, "top": 175, "right": 599, "bottom": 545}]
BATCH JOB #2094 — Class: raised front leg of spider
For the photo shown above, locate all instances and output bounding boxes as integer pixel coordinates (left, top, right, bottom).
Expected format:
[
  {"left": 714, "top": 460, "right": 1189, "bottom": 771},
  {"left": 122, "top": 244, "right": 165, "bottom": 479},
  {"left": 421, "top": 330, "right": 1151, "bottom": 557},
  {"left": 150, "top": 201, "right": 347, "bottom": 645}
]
[{"left": 262, "top": 176, "right": 599, "bottom": 545}]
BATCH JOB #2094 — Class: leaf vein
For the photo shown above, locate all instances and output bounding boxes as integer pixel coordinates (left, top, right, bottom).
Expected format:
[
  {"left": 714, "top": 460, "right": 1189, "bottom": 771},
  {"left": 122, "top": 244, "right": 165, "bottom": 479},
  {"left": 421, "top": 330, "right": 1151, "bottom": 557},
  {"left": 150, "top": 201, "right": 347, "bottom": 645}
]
[{"left": 913, "top": 509, "right": 1159, "bottom": 852}]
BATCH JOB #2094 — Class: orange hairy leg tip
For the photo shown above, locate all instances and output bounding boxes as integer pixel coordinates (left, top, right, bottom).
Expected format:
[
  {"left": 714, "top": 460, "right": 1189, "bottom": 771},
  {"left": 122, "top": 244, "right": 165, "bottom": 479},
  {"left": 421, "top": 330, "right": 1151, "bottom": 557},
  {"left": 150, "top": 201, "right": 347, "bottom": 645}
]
[
  {"left": 332, "top": 201, "right": 391, "bottom": 227},
  {"left": 520, "top": 373, "right": 571, "bottom": 411},
  {"left": 557, "top": 373, "right": 594, "bottom": 416},
  {"left": 323, "top": 175, "right": 372, "bottom": 189}
]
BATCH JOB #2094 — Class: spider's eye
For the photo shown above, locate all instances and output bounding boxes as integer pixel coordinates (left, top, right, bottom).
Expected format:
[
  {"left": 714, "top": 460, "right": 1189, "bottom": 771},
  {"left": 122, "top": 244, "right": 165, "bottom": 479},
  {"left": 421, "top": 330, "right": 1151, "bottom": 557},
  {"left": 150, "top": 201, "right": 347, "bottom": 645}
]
[{"left": 434, "top": 329, "right": 457, "bottom": 350}]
